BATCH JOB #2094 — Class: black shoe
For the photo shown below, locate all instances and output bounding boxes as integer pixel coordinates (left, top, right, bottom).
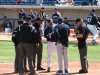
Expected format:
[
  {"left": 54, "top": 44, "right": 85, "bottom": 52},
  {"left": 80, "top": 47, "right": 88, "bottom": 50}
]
[
  {"left": 79, "top": 69, "right": 88, "bottom": 74},
  {"left": 47, "top": 67, "right": 50, "bottom": 72},
  {"left": 92, "top": 40, "right": 97, "bottom": 45},
  {"left": 30, "top": 71, "right": 36, "bottom": 75},
  {"left": 37, "top": 67, "right": 45, "bottom": 70},
  {"left": 24, "top": 69, "right": 29, "bottom": 72},
  {"left": 65, "top": 69, "right": 68, "bottom": 73},
  {"left": 56, "top": 70, "right": 63, "bottom": 74}
]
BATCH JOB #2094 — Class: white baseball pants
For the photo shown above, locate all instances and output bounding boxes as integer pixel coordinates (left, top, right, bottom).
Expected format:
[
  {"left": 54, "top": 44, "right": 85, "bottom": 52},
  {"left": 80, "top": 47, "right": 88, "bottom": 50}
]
[
  {"left": 47, "top": 42, "right": 57, "bottom": 67},
  {"left": 56, "top": 43, "right": 68, "bottom": 70},
  {"left": 87, "top": 24, "right": 99, "bottom": 41}
]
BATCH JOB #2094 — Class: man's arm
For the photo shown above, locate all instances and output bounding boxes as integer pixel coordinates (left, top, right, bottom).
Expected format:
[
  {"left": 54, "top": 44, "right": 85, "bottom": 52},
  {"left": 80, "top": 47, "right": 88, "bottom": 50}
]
[{"left": 76, "top": 34, "right": 83, "bottom": 38}]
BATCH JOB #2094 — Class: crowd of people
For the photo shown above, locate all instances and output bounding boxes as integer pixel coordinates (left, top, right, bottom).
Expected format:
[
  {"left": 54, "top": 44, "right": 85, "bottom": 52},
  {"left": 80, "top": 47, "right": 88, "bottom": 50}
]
[
  {"left": 15, "top": 0, "right": 100, "bottom": 6},
  {"left": 11, "top": 7, "right": 100, "bottom": 75}
]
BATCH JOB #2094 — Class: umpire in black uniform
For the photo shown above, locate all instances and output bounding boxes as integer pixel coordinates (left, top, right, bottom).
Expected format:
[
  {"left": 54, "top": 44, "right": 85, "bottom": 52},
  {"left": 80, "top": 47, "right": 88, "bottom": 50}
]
[
  {"left": 75, "top": 18, "right": 89, "bottom": 74},
  {"left": 12, "top": 21, "right": 29, "bottom": 73},
  {"left": 18, "top": 16, "right": 36, "bottom": 75},
  {"left": 33, "top": 17, "right": 45, "bottom": 70}
]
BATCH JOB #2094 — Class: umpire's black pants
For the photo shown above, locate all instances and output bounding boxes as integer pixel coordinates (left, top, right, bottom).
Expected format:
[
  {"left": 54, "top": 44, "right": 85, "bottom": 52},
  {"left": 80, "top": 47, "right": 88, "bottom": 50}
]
[
  {"left": 33, "top": 42, "right": 43, "bottom": 69},
  {"left": 18, "top": 43, "right": 35, "bottom": 75},
  {"left": 78, "top": 47, "right": 88, "bottom": 71},
  {"left": 14, "top": 46, "right": 28, "bottom": 72}
]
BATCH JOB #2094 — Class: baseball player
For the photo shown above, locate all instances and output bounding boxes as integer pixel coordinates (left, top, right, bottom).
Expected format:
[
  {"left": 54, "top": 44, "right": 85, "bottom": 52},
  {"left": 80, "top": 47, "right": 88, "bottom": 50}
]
[
  {"left": 54, "top": 18, "right": 70, "bottom": 74},
  {"left": 87, "top": 8, "right": 99, "bottom": 45},
  {"left": 28, "top": 9, "right": 37, "bottom": 23},
  {"left": 44, "top": 19, "right": 57, "bottom": 72},
  {"left": 52, "top": 8, "right": 62, "bottom": 24}
]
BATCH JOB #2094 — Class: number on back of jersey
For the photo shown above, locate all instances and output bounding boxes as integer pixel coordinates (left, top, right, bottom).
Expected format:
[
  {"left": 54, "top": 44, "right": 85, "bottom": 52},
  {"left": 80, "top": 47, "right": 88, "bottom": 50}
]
[{"left": 87, "top": 17, "right": 92, "bottom": 23}]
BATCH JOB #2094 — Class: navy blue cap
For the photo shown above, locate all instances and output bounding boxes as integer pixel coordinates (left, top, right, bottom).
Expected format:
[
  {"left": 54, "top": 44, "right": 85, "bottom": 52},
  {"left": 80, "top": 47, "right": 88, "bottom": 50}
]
[
  {"left": 35, "top": 17, "right": 43, "bottom": 21},
  {"left": 92, "top": 8, "right": 96, "bottom": 12}
]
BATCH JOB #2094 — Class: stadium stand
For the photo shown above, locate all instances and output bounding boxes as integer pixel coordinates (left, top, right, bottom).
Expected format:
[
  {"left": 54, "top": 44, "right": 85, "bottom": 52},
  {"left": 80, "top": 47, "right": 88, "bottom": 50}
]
[
  {"left": 0, "top": 0, "right": 98, "bottom": 6},
  {"left": 73, "top": 0, "right": 89, "bottom": 6},
  {"left": 43, "top": 0, "right": 56, "bottom": 6}
]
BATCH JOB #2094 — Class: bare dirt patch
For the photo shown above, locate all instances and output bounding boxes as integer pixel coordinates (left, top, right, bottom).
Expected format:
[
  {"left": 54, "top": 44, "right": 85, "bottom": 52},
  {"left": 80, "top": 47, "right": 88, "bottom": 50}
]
[{"left": 0, "top": 62, "right": 100, "bottom": 75}]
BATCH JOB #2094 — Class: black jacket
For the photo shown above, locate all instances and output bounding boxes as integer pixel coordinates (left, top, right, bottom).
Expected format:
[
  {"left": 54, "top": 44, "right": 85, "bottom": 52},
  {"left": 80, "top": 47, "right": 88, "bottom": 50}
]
[
  {"left": 19, "top": 23, "right": 37, "bottom": 43},
  {"left": 12, "top": 26, "right": 20, "bottom": 46},
  {"left": 33, "top": 22, "right": 42, "bottom": 43},
  {"left": 44, "top": 27, "right": 56, "bottom": 42}
]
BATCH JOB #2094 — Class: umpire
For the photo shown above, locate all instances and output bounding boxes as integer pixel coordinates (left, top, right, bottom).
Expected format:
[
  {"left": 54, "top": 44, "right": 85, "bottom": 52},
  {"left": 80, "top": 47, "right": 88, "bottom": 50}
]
[
  {"left": 33, "top": 17, "right": 45, "bottom": 70},
  {"left": 12, "top": 21, "right": 29, "bottom": 73},
  {"left": 75, "top": 18, "right": 89, "bottom": 74},
  {"left": 18, "top": 16, "right": 36, "bottom": 75}
]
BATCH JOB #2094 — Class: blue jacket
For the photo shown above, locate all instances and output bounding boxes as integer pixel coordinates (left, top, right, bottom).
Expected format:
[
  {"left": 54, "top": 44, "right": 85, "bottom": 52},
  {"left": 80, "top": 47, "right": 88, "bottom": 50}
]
[{"left": 54, "top": 23, "right": 70, "bottom": 47}]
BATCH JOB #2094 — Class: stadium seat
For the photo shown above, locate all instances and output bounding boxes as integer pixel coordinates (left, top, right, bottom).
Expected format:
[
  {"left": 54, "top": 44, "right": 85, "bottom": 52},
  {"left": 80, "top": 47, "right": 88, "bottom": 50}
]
[
  {"left": 0, "top": 2, "right": 7, "bottom": 5},
  {"left": 42, "top": 1, "right": 50, "bottom": 6},
  {"left": 19, "top": 2, "right": 25, "bottom": 5},
  {"left": 93, "top": 0, "right": 97, "bottom": 5},
  {"left": 73, "top": 1, "right": 81, "bottom": 6},
  {"left": 82, "top": 2, "right": 89, "bottom": 6},
  {"left": 30, "top": 1, "right": 36, "bottom": 5},
  {"left": 49, "top": 1, "right": 56, "bottom": 6}
]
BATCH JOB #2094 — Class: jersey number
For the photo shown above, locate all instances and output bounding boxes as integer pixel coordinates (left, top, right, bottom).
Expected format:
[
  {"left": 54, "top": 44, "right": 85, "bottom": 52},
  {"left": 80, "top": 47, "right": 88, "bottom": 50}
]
[{"left": 87, "top": 17, "right": 92, "bottom": 22}]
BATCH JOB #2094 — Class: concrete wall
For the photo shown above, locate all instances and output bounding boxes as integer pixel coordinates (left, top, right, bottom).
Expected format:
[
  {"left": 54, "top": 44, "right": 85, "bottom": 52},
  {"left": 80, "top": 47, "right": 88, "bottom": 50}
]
[
  {"left": 0, "top": 5, "right": 100, "bottom": 26},
  {"left": 0, "top": 6, "right": 100, "bottom": 20}
]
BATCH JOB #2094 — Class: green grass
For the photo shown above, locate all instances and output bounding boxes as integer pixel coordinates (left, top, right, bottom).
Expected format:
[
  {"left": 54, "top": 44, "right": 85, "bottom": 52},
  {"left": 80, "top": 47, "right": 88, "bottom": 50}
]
[{"left": 0, "top": 41, "right": 100, "bottom": 63}]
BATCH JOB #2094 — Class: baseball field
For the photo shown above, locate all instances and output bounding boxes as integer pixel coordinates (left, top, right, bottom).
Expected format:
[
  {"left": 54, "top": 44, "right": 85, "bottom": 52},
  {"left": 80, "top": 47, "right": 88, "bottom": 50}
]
[{"left": 0, "top": 35, "right": 100, "bottom": 75}]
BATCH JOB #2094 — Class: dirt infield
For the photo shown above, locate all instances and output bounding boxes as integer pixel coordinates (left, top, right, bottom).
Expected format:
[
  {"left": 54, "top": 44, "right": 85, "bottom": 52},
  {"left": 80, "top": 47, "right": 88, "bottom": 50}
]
[{"left": 0, "top": 62, "right": 100, "bottom": 75}]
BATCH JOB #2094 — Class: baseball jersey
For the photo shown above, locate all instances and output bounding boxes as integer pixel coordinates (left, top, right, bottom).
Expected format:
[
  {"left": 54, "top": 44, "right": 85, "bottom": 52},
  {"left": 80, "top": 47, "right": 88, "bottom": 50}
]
[{"left": 87, "top": 13, "right": 98, "bottom": 25}]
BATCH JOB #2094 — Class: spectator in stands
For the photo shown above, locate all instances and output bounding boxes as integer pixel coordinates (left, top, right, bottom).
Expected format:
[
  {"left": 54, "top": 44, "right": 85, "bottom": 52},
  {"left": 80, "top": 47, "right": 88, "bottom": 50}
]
[
  {"left": 3, "top": 16, "right": 12, "bottom": 32},
  {"left": 19, "top": 9, "right": 27, "bottom": 21},
  {"left": 52, "top": 8, "right": 62, "bottom": 24},
  {"left": 56, "top": 0, "right": 67, "bottom": 5},
  {"left": 56, "top": 0, "right": 61, "bottom": 4},
  {"left": 36, "top": 0, "right": 43, "bottom": 6},
  {"left": 97, "top": 0, "right": 100, "bottom": 6},
  {"left": 16, "top": 0, "right": 21, "bottom": 5},
  {"left": 67, "top": 0, "right": 73, "bottom": 6},
  {"left": 89, "top": 0, "right": 93, "bottom": 5}
]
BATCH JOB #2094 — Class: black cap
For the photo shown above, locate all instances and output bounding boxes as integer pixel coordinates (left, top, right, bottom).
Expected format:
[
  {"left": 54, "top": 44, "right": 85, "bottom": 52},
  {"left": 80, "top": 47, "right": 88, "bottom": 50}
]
[
  {"left": 41, "top": 7, "right": 45, "bottom": 9},
  {"left": 4, "top": 16, "right": 7, "bottom": 18},
  {"left": 92, "top": 8, "right": 96, "bottom": 12},
  {"left": 20, "top": 9, "right": 24, "bottom": 12},
  {"left": 35, "top": 17, "right": 43, "bottom": 21},
  {"left": 18, "top": 20, "right": 23, "bottom": 25},
  {"left": 53, "top": 8, "right": 57, "bottom": 10},
  {"left": 58, "top": 18, "right": 63, "bottom": 23}
]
